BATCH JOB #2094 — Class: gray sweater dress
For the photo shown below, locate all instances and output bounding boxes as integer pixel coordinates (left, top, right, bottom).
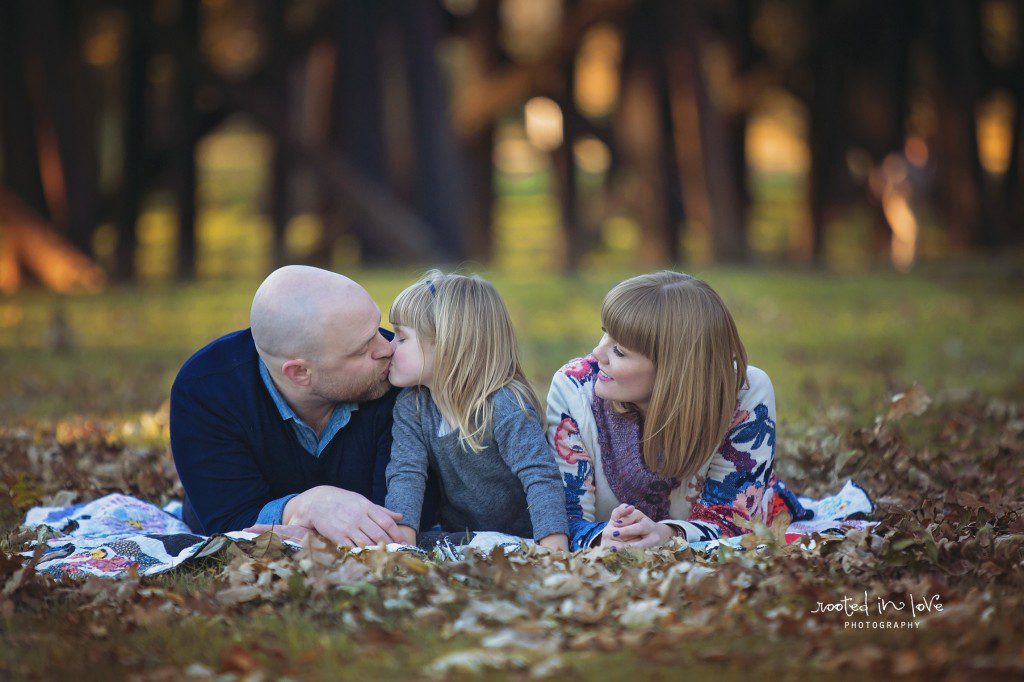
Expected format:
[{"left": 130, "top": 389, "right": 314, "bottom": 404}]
[{"left": 385, "top": 386, "right": 569, "bottom": 540}]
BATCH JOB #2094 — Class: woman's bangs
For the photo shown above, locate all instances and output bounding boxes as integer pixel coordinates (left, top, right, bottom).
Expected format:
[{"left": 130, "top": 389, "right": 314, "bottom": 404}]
[{"left": 601, "top": 286, "right": 655, "bottom": 358}]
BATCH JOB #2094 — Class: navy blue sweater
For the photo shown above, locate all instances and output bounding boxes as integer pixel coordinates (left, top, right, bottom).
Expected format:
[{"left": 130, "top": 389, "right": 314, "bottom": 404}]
[{"left": 170, "top": 328, "right": 437, "bottom": 534}]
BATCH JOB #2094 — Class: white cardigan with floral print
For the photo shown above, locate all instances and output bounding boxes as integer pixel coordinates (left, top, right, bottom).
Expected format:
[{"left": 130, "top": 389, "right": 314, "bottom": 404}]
[{"left": 545, "top": 356, "right": 804, "bottom": 550}]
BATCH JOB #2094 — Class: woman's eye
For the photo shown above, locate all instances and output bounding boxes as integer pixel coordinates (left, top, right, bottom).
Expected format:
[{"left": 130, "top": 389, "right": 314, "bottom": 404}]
[{"left": 613, "top": 346, "right": 625, "bottom": 358}]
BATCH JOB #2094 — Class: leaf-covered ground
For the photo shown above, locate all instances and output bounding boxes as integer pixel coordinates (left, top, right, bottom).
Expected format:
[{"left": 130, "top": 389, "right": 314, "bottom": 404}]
[
  {"left": 1, "top": 265, "right": 1023, "bottom": 679},
  {"left": 2, "top": 390, "right": 1023, "bottom": 679}
]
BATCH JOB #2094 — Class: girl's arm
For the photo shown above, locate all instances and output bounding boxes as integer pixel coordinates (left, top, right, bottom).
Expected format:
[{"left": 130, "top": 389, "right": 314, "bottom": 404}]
[
  {"left": 537, "top": 532, "right": 569, "bottom": 551},
  {"left": 493, "top": 389, "right": 570, "bottom": 548},
  {"left": 660, "top": 368, "right": 779, "bottom": 543},
  {"left": 383, "top": 390, "right": 431, "bottom": 540},
  {"left": 545, "top": 363, "right": 607, "bottom": 550}
]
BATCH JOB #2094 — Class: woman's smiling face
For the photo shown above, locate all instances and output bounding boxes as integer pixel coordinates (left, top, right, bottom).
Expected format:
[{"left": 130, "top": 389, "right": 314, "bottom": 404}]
[{"left": 591, "top": 330, "right": 656, "bottom": 412}]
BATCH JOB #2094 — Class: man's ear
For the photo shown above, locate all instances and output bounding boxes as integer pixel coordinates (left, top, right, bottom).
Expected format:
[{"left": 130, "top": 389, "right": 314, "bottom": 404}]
[{"left": 281, "top": 359, "right": 312, "bottom": 387}]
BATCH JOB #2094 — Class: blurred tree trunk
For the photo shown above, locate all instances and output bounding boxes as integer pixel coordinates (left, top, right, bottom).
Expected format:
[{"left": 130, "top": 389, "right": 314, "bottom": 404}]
[
  {"left": 0, "top": 1, "right": 49, "bottom": 219},
  {"left": 333, "top": 0, "right": 388, "bottom": 263},
  {"left": 462, "top": 0, "right": 502, "bottom": 262},
  {"left": 932, "top": 0, "right": 989, "bottom": 250},
  {"left": 1007, "top": 100, "right": 1024, "bottom": 244},
  {"left": 33, "top": 0, "right": 100, "bottom": 256},
  {"left": 554, "top": 57, "right": 581, "bottom": 271},
  {"left": 174, "top": 0, "right": 200, "bottom": 278},
  {"left": 869, "top": 0, "right": 914, "bottom": 259},
  {"left": 267, "top": 0, "right": 291, "bottom": 269},
  {"left": 666, "top": 0, "right": 748, "bottom": 264},
  {"left": 1007, "top": 81, "right": 1024, "bottom": 245},
  {"left": 655, "top": 12, "right": 687, "bottom": 261},
  {"left": 807, "top": 3, "right": 843, "bottom": 265},
  {"left": 999, "top": 12, "right": 1023, "bottom": 246},
  {"left": 684, "top": 0, "right": 748, "bottom": 263},
  {"left": 617, "top": 2, "right": 677, "bottom": 266},
  {"left": 304, "top": 42, "right": 342, "bottom": 269},
  {"left": 399, "top": 0, "right": 466, "bottom": 262},
  {"left": 728, "top": 0, "right": 754, "bottom": 245},
  {"left": 116, "top": 0, "right": 151, "bottom": 281}
]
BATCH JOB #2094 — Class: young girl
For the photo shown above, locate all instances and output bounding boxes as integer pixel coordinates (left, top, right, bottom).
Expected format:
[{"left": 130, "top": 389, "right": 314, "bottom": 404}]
[{"left": 384, "top": 270, "right": 569, "bottom": 551}]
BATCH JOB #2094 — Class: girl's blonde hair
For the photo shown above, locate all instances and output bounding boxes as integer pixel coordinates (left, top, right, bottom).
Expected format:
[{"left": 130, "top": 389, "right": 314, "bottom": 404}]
[
  {"left": 602, "top": 271, "right": 748, "bottom": 481},
  {"left": 389, "top": 270, "right": 543, "bottom": 453}
]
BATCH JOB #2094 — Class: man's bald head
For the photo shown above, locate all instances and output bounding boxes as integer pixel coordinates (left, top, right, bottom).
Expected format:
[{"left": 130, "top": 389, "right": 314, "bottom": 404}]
[{"left": 250, "top": 265, "right": 375, "bottom": 361}]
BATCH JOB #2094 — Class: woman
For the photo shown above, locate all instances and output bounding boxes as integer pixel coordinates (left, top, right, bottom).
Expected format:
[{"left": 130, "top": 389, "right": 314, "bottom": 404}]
[{"left": 546, "top": 271, "right": 811, "bottom": 550}]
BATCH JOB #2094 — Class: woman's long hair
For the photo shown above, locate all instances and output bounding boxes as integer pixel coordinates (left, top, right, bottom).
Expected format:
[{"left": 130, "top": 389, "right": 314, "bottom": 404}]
[
  {"left": 602, "top": 271, "right": 748, "bottom": 481},
  {"left": 389, "top": 270, "right": 542, "bottom": 453}
]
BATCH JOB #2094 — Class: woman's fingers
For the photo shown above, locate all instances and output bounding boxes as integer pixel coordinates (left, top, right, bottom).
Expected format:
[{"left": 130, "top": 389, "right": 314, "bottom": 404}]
[
  {"left": 599, "top": 523, "right": 621, "bottom": 547},
  {"left": 612, "top": 508, "right": 644, "bottom": 528},
  {"left": 600, "top": 528, "right": 626, "bottom": 549},
  {"left": 611, "top": 503, "right": 635, "bottom": 519},
  {"left": 611, "top": 519, "right": 655, "bottom": 540},
  {"left": 623, "top": 523, "right": 676, "bottom": 548},
  {"left": 625, "top": 534, "right": 664, "bottom": 548}
]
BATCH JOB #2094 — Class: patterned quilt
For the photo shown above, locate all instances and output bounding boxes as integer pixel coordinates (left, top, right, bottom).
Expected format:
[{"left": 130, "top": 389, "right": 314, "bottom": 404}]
[{"left": 21, "top": 480, "right": 875, "bottom": 579}]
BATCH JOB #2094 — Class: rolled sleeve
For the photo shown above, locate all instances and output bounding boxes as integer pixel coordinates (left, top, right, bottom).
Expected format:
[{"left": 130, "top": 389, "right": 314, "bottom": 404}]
[{"left": 255, "top": 494, "right": 299, "bottom": 526}]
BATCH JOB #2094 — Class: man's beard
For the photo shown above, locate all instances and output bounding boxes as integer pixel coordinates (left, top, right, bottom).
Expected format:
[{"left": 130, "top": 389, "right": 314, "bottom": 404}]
[{"left": 315, "top": 370, "right": 390, "bottom": 404}]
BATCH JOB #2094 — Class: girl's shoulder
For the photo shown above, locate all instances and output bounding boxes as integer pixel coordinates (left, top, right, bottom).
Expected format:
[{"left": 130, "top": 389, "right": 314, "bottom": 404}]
[{"left": 490, "top": 384, "right": 539, "bottom": 421}]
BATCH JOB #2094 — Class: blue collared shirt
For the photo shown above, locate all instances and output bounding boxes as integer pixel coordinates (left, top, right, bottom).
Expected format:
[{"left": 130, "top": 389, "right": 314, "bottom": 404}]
[
  {"left": 257, "top": 359, "right": 358, "bottom": 456},
  {"left": 254, "top": 358, "right": 359, "bottom": 525}
]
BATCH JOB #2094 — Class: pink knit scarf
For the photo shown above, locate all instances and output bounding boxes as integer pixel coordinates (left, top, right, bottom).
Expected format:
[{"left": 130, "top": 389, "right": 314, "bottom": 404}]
[{"left": 591, "top": 396, "right": 681, "bottom": 520}]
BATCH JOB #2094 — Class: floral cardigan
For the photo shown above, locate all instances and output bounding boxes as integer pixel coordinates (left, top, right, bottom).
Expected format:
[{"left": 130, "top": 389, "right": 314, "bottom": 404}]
[{"left": 545, "top": 356, "right": 810, "bottom": 550}]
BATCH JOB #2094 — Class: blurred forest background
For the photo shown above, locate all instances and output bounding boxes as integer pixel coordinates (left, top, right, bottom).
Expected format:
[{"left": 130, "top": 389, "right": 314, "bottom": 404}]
[
  {"left": 1, "top": 0, "right": 1022, "bottom": 287},
  {"left": 2, "top": 3, "right": 1024, "bottom": 678},
  {"left": 0, "top": 0, "right": 1022, "bottom": 426}
]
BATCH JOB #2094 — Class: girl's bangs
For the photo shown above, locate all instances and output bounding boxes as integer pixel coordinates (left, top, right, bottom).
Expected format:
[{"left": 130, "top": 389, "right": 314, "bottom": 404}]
[{"left": 389, "top": 281, "right": 434, "bottom": 331}]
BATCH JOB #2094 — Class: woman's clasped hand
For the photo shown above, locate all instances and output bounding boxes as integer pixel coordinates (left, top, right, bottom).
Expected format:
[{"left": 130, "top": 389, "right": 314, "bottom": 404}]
[{"left": 599, "top": 503, "right": 680, "bottom": 549}]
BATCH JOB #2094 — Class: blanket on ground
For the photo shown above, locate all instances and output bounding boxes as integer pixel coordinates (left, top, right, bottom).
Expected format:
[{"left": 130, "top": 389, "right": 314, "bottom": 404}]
[{"left": 21, "top": 480, "right": 875, "bottom": 579}]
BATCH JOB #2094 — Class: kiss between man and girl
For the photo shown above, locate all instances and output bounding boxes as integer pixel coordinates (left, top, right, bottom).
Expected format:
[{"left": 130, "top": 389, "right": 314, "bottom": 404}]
[{"left": 170, "top": 265, "right": 810, "bottom": 553}]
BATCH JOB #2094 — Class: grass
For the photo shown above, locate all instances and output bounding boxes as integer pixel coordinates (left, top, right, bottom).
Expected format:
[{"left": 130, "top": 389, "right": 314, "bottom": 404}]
[{"left": 1, "top": 263, "right": 1021, "bottom": 427}]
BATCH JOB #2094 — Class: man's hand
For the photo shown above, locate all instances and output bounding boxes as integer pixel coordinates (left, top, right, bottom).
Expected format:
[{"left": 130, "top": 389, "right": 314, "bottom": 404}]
[
  {"left": 283, "top": 486, "right": 406, "bottom": 547},
  {"left": 599, "top": 503, "right": 677, "bottom": 549}
]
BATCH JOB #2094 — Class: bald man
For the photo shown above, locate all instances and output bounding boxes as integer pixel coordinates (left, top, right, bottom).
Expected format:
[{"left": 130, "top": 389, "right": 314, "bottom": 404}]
[{"left": 169, "top": 266, "right": 437, "bottom": 546}]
